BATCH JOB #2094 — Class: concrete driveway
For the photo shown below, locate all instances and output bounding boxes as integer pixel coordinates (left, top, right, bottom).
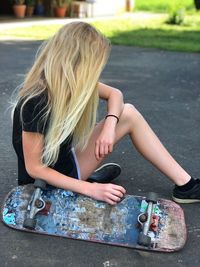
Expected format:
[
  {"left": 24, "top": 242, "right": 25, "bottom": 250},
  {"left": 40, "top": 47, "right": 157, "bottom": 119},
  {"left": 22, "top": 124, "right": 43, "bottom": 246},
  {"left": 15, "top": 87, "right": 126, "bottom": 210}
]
[{"left": 0, "top": 40, "right": 199, "bottom": 267}]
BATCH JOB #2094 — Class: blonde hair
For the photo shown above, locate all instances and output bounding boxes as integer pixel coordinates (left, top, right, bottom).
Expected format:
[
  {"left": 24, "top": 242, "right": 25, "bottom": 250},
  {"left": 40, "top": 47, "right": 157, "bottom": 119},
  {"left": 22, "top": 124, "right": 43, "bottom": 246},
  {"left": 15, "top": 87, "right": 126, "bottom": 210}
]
[{"left": 16, "top": 22, "right": 111, "bottom": 166}]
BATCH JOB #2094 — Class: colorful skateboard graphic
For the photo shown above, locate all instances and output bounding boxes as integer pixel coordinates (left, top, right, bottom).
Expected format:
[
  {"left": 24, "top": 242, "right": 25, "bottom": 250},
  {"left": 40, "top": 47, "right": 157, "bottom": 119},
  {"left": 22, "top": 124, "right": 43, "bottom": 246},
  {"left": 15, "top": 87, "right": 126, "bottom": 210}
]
[{"left": 2, "top": 183, "right": 187, "bottom": 252}]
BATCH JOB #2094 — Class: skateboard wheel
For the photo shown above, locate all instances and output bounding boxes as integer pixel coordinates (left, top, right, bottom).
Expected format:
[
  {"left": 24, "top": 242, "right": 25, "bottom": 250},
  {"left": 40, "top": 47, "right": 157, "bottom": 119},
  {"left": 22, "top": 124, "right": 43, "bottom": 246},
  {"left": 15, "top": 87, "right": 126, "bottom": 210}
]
[
  {"left": 138, "top": 233, "right": 151, "bottom": 247},
  {"left": 23, "top": 218, "right": 37, "bottom": 230},
  {"left": 138, "top": 213, "right": 148, "bottom": 223},
  {"left": 34, "top": 179, "right": 46, "bottom": 190},
  {"left": 146, "top": 192, "right": 158, "bottom": 204}
]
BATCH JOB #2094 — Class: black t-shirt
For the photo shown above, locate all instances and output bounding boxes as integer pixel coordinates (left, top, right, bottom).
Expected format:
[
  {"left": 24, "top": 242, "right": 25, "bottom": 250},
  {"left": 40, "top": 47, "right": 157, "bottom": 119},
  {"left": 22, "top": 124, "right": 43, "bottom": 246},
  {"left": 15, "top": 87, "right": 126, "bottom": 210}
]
[{"left": 12, "top": 93, "right": 75, "bottom": 185}]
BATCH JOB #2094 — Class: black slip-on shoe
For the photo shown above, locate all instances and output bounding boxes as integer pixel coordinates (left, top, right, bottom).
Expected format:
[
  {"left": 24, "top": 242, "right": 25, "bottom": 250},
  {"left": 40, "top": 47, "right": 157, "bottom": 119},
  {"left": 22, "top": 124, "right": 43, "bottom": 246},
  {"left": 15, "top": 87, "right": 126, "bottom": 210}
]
[
  {"left": 172, "top": 179, "right": 200, "bottom": 204},
  {"left": 87, "top": 163, "right": 121, "bottom": 184}
]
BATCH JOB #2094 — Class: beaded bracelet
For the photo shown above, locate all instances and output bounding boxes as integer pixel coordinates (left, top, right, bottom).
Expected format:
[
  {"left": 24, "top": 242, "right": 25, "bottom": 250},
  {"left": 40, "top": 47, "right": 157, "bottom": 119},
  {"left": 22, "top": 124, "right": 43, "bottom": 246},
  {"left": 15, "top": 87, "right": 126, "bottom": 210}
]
[{"left": 105, "top": 114, "right": 119, "bottom": 124}]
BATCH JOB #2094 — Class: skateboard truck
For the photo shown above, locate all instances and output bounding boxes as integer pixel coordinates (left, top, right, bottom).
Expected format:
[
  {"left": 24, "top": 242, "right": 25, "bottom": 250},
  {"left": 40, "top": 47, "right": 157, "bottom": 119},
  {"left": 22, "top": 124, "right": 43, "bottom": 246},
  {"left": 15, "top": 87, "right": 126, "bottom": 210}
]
[
  {"left": 137, "top": 192, "right": 158, "bottom": 247},
  {"left": 23, "top": 179, "right": 47, "bottom": 230}
]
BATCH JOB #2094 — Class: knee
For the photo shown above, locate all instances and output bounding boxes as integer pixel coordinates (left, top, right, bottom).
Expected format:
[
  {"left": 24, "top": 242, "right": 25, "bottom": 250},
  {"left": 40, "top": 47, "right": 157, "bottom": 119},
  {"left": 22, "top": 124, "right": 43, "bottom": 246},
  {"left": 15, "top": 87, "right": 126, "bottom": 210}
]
[{"left": 121, "top": 103, "right": 143, "bottom": 125}]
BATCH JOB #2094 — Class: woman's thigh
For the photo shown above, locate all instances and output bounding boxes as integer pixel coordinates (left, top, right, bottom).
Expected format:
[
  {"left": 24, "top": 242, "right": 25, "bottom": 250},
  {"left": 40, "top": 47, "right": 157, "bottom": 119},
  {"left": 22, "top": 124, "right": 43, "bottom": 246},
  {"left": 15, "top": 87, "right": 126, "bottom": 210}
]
[{"left": 75, "top": 103, "right": 140, "bottom": 180}]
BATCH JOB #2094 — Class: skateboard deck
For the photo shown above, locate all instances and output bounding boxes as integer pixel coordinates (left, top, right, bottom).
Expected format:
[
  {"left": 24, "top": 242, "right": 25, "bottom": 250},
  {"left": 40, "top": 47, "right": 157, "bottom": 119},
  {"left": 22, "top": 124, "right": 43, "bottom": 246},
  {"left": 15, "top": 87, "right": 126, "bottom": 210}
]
[{"left": 1, "top": 184, "right": 187, "bottom": 252}]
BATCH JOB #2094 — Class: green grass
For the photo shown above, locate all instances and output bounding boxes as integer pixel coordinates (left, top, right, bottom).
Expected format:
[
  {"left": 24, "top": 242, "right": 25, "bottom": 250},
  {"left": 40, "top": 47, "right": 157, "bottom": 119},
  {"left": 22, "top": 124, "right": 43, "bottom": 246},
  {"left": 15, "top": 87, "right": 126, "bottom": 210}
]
[
  {"left": 92, "top": 14, "right": 200, "bottom": 52},
  {"left": 0, "top": 25, "right": 62, "bottom": 40},
  {"left": 0, "top": 13, "right": 200, "bottom": 52},
  {"left": 134, "top": 0, "right": 195, "bottom": 12}
]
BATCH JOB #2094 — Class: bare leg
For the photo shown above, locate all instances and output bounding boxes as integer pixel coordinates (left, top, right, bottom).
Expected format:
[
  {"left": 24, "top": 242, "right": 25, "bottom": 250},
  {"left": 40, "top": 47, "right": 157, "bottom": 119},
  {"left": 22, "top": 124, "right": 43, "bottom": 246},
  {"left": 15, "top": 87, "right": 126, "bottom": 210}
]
[{"left": 76, "top": 104, "right": 191, "bottom": 185}]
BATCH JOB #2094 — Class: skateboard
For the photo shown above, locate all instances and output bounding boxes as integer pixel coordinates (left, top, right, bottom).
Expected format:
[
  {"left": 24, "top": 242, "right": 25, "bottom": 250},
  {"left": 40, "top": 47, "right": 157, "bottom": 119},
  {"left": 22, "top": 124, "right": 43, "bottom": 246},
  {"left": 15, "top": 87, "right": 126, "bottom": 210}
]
[{"left": 1, "top": 180, "right": 187, "bottom": 252}]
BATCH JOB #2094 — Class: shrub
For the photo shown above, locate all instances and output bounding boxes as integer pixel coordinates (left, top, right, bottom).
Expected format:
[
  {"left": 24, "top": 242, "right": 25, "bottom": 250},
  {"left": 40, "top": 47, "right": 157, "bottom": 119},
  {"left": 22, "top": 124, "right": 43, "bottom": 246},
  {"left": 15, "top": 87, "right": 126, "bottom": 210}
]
[
  {"left": 167, "top": 8, "right": 185, "bottom": 25},
  {"left": 166, "top": 1, "right": 185, "bottom": 25}
]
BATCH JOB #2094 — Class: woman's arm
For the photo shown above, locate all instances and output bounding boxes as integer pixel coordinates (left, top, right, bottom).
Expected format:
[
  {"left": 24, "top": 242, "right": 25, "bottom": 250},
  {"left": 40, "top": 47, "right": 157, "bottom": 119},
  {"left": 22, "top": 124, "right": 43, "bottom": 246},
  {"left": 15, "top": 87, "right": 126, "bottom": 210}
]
[
  {"left": 95, "top": 82, "right": 124, "bottom": 160},
  {"left": 22, "top": 131, "right": 125, "bottom": 205},
  {"left": 98, "top": 82, "right": 124, "bottom": 119},
  {"left": 22, "top": 131, "right": 91, "bottom": 194}
]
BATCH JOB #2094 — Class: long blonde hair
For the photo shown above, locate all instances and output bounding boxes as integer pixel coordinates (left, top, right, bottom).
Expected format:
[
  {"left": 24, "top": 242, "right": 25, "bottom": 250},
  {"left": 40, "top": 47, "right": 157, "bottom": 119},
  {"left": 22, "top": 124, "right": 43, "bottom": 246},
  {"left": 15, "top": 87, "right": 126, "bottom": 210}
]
[{"left": 16, "top": 22, "right": 111, "bottom": 166}]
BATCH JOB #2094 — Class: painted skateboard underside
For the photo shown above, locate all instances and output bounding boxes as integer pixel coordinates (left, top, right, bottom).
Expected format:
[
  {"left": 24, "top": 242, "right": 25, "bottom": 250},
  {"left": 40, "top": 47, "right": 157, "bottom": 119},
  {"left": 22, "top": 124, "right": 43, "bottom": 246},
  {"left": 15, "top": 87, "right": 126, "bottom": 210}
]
[{"left": 1, "top": 184, "right": 187, "bottom": 252}]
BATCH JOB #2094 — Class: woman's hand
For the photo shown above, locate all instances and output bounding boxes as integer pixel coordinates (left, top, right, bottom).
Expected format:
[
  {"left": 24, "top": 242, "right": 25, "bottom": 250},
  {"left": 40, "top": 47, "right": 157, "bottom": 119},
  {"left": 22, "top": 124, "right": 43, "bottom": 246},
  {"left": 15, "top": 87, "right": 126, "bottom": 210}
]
[
  {"left": 89, "top": 183, "right": 126, "bottom": 205},
  {"left": 95, "top": 118, "right": 117, "bottom": 161}
]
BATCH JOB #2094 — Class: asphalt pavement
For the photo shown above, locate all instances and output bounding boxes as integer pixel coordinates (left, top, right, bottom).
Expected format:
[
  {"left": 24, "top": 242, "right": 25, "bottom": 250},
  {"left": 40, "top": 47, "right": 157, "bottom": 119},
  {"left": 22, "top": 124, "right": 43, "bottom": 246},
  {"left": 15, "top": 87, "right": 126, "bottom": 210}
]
[{"left": 0, "top": 39, "right": 200, "bottom": 267}]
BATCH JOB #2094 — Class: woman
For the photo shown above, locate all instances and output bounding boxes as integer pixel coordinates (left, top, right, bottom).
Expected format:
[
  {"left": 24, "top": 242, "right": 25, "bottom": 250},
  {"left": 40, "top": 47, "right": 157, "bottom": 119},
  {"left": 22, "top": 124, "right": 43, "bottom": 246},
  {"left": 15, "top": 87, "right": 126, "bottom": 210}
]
[{"left": 12, "top": 22, "right": 200, "bottom": 205}]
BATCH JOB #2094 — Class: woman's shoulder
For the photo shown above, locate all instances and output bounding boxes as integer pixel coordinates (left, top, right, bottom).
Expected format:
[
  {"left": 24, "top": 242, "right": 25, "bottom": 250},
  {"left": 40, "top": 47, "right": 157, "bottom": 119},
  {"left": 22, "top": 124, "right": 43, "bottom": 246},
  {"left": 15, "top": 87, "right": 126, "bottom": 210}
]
[
  {"left": 15, "top": 91, "right": 49, "bottom": 134},
  {"left": 17, "top": 91, "right": 48, "bottom": 113}
]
